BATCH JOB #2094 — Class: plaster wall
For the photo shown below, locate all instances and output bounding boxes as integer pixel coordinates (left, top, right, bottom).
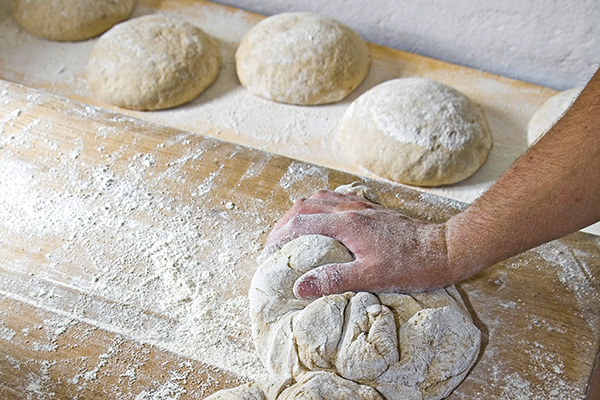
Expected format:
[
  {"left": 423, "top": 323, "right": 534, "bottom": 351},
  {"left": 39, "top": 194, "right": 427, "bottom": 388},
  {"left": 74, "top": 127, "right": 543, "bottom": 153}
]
[{"left": 215, "top": 0, "right": 600, "bottom": 89}]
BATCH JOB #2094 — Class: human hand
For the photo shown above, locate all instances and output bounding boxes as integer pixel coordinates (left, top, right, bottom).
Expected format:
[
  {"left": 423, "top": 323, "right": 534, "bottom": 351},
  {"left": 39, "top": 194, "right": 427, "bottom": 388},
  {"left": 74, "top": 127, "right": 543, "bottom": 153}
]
[{"left": 260, "top": 190, "right": 456, "bottom": 298}]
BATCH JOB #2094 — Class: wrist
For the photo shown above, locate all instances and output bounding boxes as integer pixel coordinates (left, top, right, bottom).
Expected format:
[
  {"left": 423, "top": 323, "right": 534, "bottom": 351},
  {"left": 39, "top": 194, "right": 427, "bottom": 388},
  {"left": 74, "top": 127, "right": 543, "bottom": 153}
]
[
  {"left": 443, "top": 210, "right": 495, "bottom": 283},
  {"left": 417, "top": 222, "right": 458, "bottom": 289}
]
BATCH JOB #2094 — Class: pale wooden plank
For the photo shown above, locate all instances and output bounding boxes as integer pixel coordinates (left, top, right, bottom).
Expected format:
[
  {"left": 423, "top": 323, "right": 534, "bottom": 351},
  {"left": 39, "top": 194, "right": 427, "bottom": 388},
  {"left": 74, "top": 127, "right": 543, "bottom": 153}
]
[{"left": 0, "top": 80, "right": 598, "bottom": 398}]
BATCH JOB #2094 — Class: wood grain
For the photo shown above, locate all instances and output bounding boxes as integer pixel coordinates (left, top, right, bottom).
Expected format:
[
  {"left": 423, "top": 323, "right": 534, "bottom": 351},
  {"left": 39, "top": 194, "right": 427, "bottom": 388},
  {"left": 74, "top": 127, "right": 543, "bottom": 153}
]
[
  {"left": 1, "top": 0, "right": 599, "bottom": 397},
  {"left": 0, "top": 80, "right": 599, "bottom": 399}
]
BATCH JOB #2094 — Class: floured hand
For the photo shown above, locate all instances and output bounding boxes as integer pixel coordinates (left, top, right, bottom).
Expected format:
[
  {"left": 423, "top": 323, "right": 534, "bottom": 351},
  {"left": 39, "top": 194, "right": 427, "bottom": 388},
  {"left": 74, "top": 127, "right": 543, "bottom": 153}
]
[{"left": 260, "top": 190, "right": 456, "bottom": 298}]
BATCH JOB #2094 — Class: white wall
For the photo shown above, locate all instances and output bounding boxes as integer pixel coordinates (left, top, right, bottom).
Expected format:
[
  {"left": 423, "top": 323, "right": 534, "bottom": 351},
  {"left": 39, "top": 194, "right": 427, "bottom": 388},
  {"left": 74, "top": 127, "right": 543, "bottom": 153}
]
[{"left": 215, "top": 0, "right": 599, "bottom": 90}]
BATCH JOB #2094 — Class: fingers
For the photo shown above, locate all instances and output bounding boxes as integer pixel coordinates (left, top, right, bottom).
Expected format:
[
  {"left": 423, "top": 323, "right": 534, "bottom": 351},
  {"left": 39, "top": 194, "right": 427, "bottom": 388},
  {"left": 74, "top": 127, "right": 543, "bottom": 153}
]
[
  {"left": 263, "top": 191, "right": 377, "bottom": 254},
  {"left": 260, "top": 212, "right": 343, "bottom": 261},
  {"left": 259, "top": 189, "right": 381, "bottom": 263},
  {"left": 270, "top": 195, "right": 358, "bottom": 233},
  {"left": 293, "top": 261, "right": 362, "bottom": 299}
]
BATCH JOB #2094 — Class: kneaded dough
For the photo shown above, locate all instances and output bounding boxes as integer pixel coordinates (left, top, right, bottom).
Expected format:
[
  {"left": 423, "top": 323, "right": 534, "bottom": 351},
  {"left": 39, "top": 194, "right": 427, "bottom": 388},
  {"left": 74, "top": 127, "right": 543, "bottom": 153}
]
[
  {"left": 86, "top": 15, "right": 221, "bottom": 111},
  {"left": 208, "top": 185, "right": 480, "bottom": 400},
  {"left": 527, "top": 87, "right": 582, "bottom": 145},
  {"left": 334, "top": 181, "right": 381, "bottom": 204},
  {"left": 247, "top": 235, "right": 481, "bottom": 400},
  {"left": 339, "top": 78, "right": 492, "bottom": 187},
  {"left": 12, "top": 0, "right": 136, "bottom": 41},
  {"left": 235, "top": 12, "right": 370, "bottom": 105},
  {"left": 209, "top": 372, "right": 381, "bottom": 400}
]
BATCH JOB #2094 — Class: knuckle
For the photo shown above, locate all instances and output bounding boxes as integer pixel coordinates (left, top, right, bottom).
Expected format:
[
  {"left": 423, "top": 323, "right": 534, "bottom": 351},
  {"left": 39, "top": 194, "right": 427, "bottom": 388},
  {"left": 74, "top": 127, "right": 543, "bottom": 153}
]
[
  {"left": 291, "top": 198, "right": 307, "bottom": 208},
  {"left": 314, "top": 189, "right": 330, "bottom": 197},
  {"left": 345, "top": 210, "right": 368, "bottom": 224},
  {"left": 289, "top": 198, "right": 311, "bottom": 214},
  {"left": 348, "top": 200, "right": 371, "bottom": 210},
  {"left": 288, "top": 214, "right": 308, "bottom": 229}
]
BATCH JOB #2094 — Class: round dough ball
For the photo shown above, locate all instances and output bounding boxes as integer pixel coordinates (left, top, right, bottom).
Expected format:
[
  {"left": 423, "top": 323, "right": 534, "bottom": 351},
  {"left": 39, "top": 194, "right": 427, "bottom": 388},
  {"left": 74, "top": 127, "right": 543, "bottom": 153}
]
[
  {"left": 12, "top": 0, "right": 136, "bottom": 41},
  {"left": 235, "top": 12, "right": 370, "bottom": 105},
  {"left": 248, "top": 234, "right": 481, "bottom": 400},
  {"left": 339, "top": 78, "right": 493, "bottom": 187},
  {"left": 86, "top": 15, "right": 221, "bottom": 111},
  {"left": 527, "top": 87, "right": 582, "bottom": 145}
]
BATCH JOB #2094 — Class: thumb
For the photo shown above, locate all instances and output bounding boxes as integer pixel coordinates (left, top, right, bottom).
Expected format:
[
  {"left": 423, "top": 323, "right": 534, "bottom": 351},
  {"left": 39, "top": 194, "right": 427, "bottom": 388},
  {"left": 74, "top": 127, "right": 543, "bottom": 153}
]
[{"left": 293, "top": 261, "right": 358, "bottom": 299}]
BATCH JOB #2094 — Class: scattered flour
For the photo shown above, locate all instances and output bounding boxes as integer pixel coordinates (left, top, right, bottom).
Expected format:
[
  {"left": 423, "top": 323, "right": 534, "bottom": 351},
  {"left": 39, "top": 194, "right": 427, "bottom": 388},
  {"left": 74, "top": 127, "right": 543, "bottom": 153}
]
[
  {"left": 279, "top": 161, "right": 330, "bottom": 197},
  {"left": 531, "top": 241, "right": 600, "bottom": 334},
  {"left": 0, "top": 3, "right": 599, "bottom": 396},
  {"left": 0, "top": 95, "right": 284, "bottom": 393},
  {"left": 135, "top": 369, "right": 190, "bottom": 400}
]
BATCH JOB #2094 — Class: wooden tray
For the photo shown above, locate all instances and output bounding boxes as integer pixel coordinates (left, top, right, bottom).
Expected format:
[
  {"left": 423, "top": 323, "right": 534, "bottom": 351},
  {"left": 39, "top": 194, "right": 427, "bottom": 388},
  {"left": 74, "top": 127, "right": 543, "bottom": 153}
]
[{"left": 0, "top": 0, "right": 559, "bottom": 206}]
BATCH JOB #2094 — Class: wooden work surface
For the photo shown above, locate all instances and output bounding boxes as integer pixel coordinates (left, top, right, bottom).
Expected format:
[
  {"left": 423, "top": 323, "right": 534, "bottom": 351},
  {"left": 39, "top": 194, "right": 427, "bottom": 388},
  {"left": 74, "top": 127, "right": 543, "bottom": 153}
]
[
  {"left": 1, "top": 80, "right": 600, "bottom": 399},
  {"left": 0, "top": 1, "right": 599, "bottom": 398}
]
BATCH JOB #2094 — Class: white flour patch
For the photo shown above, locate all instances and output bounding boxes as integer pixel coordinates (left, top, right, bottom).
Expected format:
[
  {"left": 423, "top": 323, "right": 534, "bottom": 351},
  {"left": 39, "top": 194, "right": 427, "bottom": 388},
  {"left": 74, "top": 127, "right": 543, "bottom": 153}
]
[
  {"left": 0, "top": 127, "right": 270, "bottom": 384},
  {"left": 0, "top": 322, "right": 16, "bottom": 341},
  {"left": 279, "top": 161, "right": 330, "bottom": 201},
  {"left": 135, "top": 369, "right": 190, "bottom": 400},
  {"left": 240, "top": 153, "right": 273, "bottom": 181},
  {"left": 531, "top": 241, "right": 600, "bottom": 334}
]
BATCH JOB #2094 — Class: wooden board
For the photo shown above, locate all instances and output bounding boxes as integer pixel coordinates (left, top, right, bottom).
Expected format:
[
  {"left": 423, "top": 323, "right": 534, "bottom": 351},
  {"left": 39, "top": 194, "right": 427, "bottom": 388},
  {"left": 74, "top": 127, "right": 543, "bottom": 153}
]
[
  {"left": 1, "top": 0, "right": 599, "bottom": 397},
  {"left": 1, "top": 80, "right": 599, "bottom": 399}
]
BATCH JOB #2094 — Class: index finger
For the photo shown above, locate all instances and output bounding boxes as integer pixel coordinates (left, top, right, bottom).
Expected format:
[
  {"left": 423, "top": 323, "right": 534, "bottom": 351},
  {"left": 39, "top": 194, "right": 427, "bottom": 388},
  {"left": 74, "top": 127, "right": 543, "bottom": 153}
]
[{"left": 270, "top": 190, "right": 378, "bottom": 236}]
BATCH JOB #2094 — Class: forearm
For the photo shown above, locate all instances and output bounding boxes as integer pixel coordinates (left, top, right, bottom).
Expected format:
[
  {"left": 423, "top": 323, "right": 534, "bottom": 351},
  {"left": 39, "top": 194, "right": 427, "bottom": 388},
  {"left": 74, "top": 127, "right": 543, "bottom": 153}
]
[{"left": 445, "top": 68, "right": 600, "bottom": 281}]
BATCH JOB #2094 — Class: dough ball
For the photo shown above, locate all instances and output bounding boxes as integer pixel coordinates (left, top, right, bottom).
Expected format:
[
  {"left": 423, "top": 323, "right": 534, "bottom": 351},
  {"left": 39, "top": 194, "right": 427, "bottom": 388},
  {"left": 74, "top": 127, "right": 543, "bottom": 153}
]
[
  {"left": 339, "top": 78, "right": 492, "bottom": 187},
  {"left": 205, "top": 372, "right": 381, "bottom": 400},
  {"left": 248, "top": 234, "right": 481, "bottom": 400},
  {"left": 235, "top": 12, "right": 370, "bottom": 105},
  {"left": 12, "top": 0, "right": 136, "bottom": 41},
  {"left": 207, "top": 186, "right": 480, "bottom": 399},
  {"left": 527, "top": 87, "right": 582, "bottom": 145},
  {"left": 86, "top": 15, "right": 221, "bottom": 111}
]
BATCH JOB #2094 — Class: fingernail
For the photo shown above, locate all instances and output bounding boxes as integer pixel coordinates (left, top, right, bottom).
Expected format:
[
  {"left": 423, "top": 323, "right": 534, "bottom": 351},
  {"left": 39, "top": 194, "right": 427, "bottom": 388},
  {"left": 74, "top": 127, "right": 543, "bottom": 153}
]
[{"left": 294, "top": 277, "right": 319, "bottom": 299}]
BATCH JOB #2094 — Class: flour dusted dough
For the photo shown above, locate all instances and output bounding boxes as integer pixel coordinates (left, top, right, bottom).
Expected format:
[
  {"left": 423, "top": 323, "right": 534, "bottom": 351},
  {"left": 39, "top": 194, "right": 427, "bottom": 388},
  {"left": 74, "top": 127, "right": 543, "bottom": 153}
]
[
  {"left": 208, "top": 226, "right": 480, "bottom": 399},
  {"left": 12, "top": 0, "right": 136, "bottom": 41},
  {"left": 86, "top": 15, "right": 221, "bottom": 111},
  {"left": 235, "top": 12, "right": 370, "bottom": 105},
  {"left": 211, "top": 372, "right": 381, "bottom": 400},
  {"left": 527, "top": 87, "right": 582, "bottom": 145},
  {"left": 248, "top": 235, "right": 480, "bottom": 400},
  {"left": 339, "top": 78, "right": 492, "bottom": 187}
]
